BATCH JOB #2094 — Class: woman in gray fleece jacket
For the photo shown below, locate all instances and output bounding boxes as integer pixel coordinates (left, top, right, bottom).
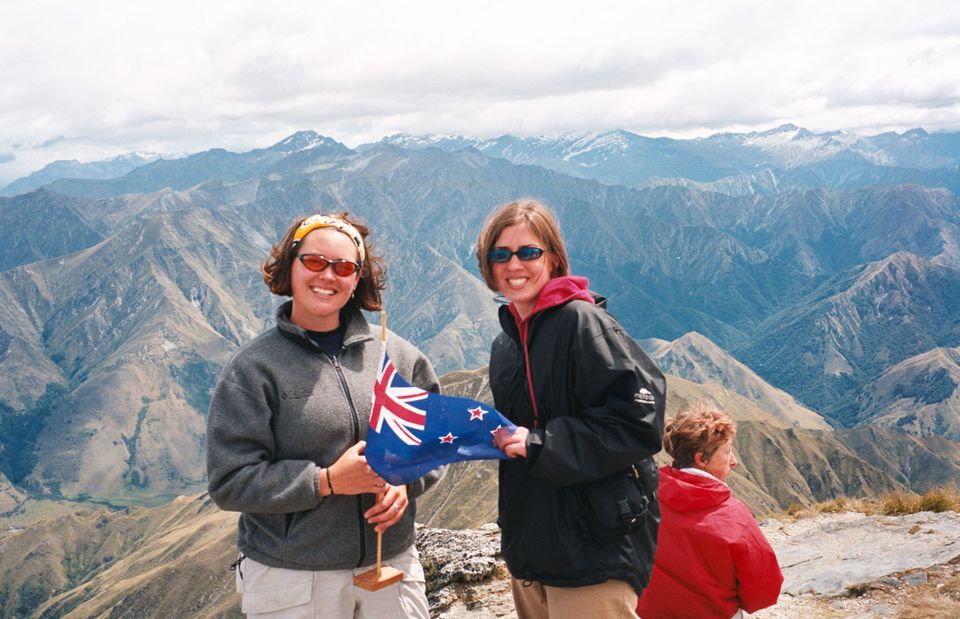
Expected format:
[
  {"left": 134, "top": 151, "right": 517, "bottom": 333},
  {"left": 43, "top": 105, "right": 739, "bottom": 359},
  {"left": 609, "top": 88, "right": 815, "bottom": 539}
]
[{"left": 206, "top": 213, "right": 442, "bottom": 618}]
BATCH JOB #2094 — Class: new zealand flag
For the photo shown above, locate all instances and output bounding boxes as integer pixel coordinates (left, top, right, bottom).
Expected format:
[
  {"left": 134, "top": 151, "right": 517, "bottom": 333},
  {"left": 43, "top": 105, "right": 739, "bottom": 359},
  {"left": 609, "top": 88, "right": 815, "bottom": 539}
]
[{"left": 365, "top": 348, "right": 516, "bottom": 485}]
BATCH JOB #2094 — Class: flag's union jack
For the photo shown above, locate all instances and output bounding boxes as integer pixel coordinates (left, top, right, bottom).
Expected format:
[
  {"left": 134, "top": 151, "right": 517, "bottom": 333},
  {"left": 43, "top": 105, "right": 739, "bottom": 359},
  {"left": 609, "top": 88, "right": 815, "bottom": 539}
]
[{"left": 369, "top": 349, "right": 429, "bottom": 446}]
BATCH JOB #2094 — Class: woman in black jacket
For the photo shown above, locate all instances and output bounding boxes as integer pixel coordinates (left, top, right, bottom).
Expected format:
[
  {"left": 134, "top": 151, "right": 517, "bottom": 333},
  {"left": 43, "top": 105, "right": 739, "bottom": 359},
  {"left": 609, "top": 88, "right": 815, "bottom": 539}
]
[{"left": 477, "top": 199, "right": 667, "bottom": 618}]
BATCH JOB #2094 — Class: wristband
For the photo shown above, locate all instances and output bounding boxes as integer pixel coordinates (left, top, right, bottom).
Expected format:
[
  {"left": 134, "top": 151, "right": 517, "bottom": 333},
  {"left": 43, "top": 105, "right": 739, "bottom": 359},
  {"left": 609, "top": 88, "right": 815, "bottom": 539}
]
[{"left": 325, "top": 467, "right": 336, "bottom": 495}]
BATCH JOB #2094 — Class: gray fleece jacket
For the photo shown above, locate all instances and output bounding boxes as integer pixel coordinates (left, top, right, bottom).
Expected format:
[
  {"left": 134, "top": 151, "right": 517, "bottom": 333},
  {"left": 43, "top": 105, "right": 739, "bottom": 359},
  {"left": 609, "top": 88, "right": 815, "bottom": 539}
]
[{"left": 206, "top": 301, "right": 442, "bottom": 570}]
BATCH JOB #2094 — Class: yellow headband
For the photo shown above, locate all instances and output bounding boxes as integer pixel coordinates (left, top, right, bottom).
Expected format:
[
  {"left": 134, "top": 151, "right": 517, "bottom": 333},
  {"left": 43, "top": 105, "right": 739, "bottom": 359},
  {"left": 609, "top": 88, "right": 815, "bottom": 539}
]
[{"left": 292, "top": 214, "right": 366, "bottom": 263}]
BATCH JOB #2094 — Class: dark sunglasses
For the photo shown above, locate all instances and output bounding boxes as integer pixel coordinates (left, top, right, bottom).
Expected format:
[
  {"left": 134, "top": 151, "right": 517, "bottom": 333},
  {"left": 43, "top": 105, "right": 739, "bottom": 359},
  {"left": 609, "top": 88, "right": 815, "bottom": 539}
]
[
  {"left": 296, "top": 254, "right": 361, "bottom": 277},
  {"left": 487, "top": 246, "right": 545, "bottom": 263}
]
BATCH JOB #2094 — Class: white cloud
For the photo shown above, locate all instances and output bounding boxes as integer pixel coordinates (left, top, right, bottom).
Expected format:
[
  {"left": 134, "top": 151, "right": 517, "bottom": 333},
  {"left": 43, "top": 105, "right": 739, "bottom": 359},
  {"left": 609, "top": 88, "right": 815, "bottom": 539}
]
[{"left": 1, "top": 0, "right": 959, "bottom": 184}]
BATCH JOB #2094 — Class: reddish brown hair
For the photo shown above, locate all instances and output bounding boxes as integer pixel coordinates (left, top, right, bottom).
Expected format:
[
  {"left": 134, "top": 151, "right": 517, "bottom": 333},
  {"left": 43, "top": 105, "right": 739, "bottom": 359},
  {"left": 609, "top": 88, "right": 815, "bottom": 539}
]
[
  {"left": 664, "top": 402, "right": 737, "bottom": 469},
  {"left": 261, "top": 212, "right": 386, "bottom": 311}
]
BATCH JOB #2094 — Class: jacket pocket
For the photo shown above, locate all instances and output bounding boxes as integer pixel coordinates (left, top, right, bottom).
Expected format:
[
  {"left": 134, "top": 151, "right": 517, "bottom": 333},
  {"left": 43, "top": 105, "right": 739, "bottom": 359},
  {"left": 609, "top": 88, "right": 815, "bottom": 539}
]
[
  {"left": 577, "top": 458, "right": 659, "bottom": 545},
  {"left": 240, "top": 557, "right": 313, "bottom": 614}
]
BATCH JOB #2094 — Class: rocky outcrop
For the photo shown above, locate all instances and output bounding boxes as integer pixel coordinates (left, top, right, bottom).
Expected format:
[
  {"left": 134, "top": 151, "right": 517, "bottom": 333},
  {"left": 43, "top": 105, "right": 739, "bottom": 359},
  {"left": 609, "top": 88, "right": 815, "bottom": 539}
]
[
  {"left": 417, "top": 525, "right": 515, "bottom": 618},
  {"left": 420, "top": 511, "right": 960, "bottom": 618},
  {"left": 763, "top": 510, "right": 960, "bottom": 597}
]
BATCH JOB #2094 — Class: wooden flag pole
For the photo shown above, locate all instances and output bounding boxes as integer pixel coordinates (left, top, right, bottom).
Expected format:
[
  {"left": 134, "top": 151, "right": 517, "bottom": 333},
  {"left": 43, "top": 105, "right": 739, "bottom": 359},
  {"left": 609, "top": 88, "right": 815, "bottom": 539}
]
[{"left": 354, "top": 310, "right": 404, "bottom": 591}]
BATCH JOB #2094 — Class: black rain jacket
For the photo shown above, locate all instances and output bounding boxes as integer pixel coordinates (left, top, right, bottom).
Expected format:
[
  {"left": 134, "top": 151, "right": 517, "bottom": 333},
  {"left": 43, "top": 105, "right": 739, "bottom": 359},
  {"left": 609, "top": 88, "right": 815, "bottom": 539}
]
[{"left": 489, "top": 276, "right": 666, "bottom": 594}]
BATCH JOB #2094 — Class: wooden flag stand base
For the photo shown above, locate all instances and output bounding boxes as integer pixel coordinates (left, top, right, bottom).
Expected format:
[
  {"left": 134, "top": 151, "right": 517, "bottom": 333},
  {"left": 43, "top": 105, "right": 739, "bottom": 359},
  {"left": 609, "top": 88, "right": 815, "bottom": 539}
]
[
  {"left": 353, "top": 564, "right": 404, "bottom": 591},
  {"left": 354, "top": 311, "right": 405, "bottom": 593}
]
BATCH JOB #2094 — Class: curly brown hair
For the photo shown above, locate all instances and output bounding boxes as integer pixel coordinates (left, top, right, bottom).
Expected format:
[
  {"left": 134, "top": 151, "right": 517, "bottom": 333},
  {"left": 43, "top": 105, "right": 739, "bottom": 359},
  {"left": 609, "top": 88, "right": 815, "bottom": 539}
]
[
  {"left": 663, "top": 402, "right": 737, "bottom": 469},
  {"left": 261, "top": 212, "right": 387, "bottom": 311},
  {"left": 475, "top": 199, "right": 571, "bottom": 292}
]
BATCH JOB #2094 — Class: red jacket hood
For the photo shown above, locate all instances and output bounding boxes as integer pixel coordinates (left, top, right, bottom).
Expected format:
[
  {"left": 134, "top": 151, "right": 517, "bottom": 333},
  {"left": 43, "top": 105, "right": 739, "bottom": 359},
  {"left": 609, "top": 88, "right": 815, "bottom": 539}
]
[
  {"left": 508, "top": 275, "right": 595, "bottom": 325},
  {"left": 658, "top": 465, "right": 732, "bottom": 512}
]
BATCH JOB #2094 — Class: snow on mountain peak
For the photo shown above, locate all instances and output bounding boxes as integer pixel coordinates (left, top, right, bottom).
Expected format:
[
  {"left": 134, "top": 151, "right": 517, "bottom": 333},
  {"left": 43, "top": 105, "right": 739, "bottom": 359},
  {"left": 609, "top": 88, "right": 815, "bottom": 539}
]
[
  {"left": 271, "top": 131, "right": 341, "bottom": 153},
  {"left": 557, "top": 131, "right": 633, "bottom": 161},
  {"left": 741, "top": 125, "right": 865, "bottom": 166},
  {"left": 380, "top": 133, "right": 481, "bottom": 150}
]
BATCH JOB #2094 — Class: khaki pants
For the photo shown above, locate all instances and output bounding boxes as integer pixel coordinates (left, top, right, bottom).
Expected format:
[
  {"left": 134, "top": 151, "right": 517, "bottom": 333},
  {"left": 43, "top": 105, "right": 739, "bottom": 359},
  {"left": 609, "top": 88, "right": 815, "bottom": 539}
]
[
  {"left": 235, "top": 544, "right": 428, "bottom": 618},
  {"left": 511, "top": 578, "right": 639, "bottom": 619}
]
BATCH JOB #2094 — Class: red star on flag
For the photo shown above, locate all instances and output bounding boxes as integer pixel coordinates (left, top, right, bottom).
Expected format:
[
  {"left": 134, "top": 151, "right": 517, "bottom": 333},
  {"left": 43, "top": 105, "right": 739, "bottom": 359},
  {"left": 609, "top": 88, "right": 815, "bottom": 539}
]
[
  {"left": 439, "top": 432, "right": 458, "bottom": 444},
  {"left": 490, "top": 424, "right": 503, "bottom": 436},
  {"left": 468, "top": 406, "right": 487, "bottom": 420}
]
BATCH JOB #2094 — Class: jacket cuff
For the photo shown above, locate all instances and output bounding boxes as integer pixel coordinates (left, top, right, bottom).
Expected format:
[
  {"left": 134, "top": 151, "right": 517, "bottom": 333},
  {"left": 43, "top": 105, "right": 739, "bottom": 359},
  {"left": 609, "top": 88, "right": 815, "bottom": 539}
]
[
  {"left": 526, "top": 429, "right": 545, "bottom": 466},
  {"left": 313, "top": 464, "right": 327, "bottom": 503}
]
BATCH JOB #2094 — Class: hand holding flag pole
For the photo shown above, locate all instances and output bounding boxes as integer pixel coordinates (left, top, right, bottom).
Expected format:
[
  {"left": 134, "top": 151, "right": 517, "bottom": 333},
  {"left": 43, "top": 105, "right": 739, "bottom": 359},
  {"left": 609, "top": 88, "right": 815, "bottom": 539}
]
[{"left": 354, "top": 311, "right": 405, "bottom": 592}]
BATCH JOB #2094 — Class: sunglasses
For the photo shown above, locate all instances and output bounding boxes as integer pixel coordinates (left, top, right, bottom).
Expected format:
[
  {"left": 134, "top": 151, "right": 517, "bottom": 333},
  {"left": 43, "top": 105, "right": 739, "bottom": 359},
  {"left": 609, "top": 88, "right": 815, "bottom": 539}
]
[
  {"left": 296, "top": 253, "right": 361, "bottom": 277},
  {"left": 487, "top": 246, "right": 545, "bottom": 263}
]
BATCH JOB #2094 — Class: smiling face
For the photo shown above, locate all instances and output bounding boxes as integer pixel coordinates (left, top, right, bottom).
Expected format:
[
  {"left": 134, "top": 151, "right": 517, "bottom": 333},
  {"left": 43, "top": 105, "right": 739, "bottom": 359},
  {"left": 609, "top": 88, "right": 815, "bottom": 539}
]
[
  {"left": 289, "top": 228, "right": 361, "bottom": 331},
  {"left": 491, "top": 223, "right": 555, "bottom": 319}
]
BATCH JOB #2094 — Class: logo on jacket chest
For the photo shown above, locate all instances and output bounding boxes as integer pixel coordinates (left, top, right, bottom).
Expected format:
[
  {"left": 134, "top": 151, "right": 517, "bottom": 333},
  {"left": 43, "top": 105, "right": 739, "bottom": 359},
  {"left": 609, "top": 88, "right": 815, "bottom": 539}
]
[{"left": 634, "top": 388, "right": 656, "bottom": 405}]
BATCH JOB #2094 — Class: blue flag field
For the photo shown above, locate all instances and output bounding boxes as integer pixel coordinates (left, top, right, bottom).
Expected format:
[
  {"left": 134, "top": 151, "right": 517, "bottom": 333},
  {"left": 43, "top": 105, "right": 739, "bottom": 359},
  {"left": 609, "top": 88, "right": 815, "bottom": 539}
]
[{"left": 364, "top": 348, "right": 516, "bottom": 485}]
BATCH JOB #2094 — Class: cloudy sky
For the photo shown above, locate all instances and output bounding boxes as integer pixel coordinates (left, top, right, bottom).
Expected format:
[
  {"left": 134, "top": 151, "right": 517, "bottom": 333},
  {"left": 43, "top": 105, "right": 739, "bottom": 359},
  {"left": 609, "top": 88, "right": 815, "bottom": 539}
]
[{"left": 1, "top": 0, "right": 958, "bottom": 185}]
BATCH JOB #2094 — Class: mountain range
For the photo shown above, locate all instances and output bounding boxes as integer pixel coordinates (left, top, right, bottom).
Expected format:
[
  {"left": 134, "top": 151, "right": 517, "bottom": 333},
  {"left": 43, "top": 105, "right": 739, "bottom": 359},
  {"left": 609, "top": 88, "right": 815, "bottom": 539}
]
[
  {"left": 0, "top": 125, "right": 959, "bottom": 508},
  {"left": 378, "top": 125, "right": 960, "bottom": 194},
  {"left": 0, "top": 153, "right": 161, "bottom": 197}
]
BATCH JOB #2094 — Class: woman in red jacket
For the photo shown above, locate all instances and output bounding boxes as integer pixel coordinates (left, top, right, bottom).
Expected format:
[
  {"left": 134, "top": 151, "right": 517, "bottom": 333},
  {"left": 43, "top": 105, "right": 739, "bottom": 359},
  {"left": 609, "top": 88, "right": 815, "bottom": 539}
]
[{"left": 636, "top": 404, "right": 783, "bottom": 619}]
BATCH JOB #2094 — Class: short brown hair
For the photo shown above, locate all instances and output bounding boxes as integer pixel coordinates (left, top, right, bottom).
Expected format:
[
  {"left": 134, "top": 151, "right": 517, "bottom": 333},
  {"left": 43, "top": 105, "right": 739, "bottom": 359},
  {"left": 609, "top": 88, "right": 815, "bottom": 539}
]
[
  {"left": 261, "top": 212, "right": 386, "bottom": 311},
  {"left": 664, "top": 402, "right": 737, "bottom": 469},
  {"left": 475, "top": 199, "right": 571, "bottom": 292}
]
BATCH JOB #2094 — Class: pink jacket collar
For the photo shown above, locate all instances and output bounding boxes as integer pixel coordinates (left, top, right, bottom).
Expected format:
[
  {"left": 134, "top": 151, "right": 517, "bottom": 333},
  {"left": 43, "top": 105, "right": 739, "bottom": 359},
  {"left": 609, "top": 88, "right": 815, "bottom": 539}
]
[{"left": 507, "top": 275, "right": 595, "bottom": 325}]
